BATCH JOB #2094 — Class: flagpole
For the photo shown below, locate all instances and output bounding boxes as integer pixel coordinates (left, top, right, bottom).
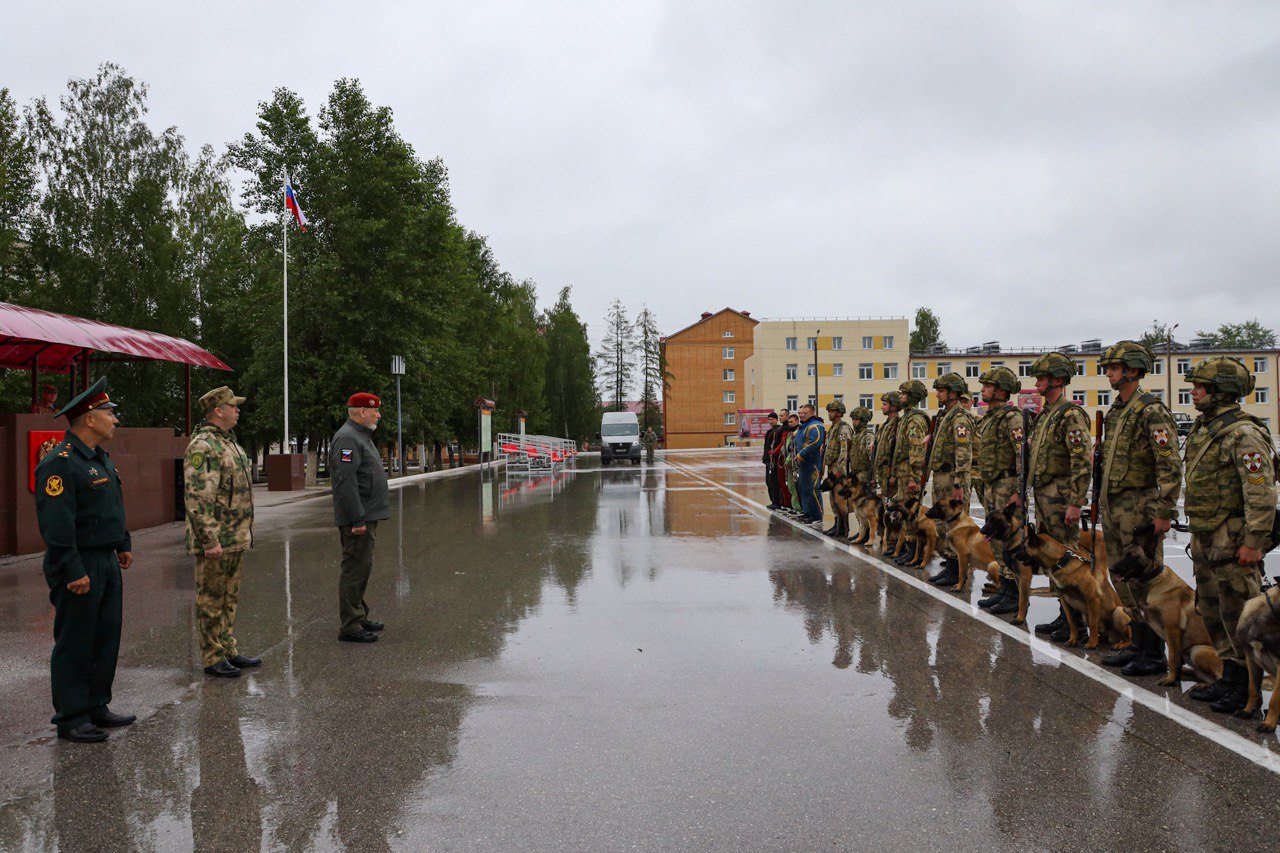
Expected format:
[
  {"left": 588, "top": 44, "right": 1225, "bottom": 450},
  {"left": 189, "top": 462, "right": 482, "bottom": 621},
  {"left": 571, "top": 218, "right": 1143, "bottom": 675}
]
[{"left": 282, "top": 170, "right": 290, "bottom": 454}]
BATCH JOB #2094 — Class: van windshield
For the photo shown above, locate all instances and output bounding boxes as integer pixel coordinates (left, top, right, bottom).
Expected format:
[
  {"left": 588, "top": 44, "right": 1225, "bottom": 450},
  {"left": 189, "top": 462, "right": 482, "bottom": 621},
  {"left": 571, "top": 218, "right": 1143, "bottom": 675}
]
[{"left": 602, "top": 423, "right": 640, "bottom": 437}]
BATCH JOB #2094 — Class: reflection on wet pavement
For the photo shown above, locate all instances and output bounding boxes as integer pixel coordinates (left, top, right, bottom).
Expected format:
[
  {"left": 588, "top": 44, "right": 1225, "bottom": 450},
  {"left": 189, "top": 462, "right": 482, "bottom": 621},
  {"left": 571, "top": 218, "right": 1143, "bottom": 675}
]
[{"left": 0, "top": 450, "right": 1276, "bottom": 850}]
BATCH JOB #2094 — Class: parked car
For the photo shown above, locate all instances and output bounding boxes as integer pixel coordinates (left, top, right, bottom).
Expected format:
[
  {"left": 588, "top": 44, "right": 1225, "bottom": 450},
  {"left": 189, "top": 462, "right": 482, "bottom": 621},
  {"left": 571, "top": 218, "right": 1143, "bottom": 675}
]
[{"left": 1173, "top": 412, "right": 1193, "bottom": 438}]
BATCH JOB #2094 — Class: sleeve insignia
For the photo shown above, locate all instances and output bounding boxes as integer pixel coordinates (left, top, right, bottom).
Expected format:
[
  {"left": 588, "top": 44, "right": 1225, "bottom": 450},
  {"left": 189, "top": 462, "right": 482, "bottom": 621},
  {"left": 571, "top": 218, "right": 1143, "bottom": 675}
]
[
  {"left": 1152, "top": 427, "right": 1170, "bottom": 447},
  {"left": 1243, "top": 451, "right": 1264, "bottom": 473},
  {"left": 1067, "top": 429, "right": 1083, "bottom": 447},
  {"left": 340, "top": 448, "right": 354, "bottom": 463},
  {"left": 1248, "top": 475, "right": 1266, "bottom": 485},
  {"left": 44, "top": 476, "right": 64, "bottom": 497},
  {"left": 956, "top": 425, "right": 968, "bottom": 440},
  {"left": 1011, "top": 426, "right": 1024, "bottom": 443},
  {"left": 189, "top": 451, "right": 205, "bottom": 470}
]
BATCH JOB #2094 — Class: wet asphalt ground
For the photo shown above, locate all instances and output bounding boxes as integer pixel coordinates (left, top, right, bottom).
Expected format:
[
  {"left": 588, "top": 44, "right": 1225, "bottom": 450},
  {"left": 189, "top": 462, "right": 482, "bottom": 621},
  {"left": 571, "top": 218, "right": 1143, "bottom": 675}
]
[{"left": 0, "top": 448, "right": 1278, "bottom": 851}]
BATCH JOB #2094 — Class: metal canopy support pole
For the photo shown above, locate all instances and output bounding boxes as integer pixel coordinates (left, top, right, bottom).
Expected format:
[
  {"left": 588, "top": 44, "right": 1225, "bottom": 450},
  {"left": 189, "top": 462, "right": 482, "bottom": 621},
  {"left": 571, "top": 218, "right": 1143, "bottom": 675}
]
[
  {"left": 81, "top": 350, "right": 90, "bottom": 392},
  {"left": 30, "top": 355, "right": 38, "bottom": 409},
  {"left": 184, "top": 364, "right": 192, "bottom": 436}
]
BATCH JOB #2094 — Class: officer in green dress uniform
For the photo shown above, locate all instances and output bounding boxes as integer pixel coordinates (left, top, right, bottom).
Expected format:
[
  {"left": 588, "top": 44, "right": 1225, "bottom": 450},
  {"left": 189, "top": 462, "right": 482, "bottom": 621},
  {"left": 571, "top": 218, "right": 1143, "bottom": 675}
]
[{"left": 34, "top": 377, "right": 135, "bottom": 743}]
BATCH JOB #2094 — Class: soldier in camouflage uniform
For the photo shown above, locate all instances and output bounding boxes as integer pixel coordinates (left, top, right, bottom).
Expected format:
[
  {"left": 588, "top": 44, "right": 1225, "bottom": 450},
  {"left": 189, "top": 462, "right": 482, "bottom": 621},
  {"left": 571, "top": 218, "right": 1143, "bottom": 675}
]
[
  {"left": 1027, "top": 353, "right": 1094, "bottom": 642},
  {"left": 928, "top": 373, "right": 975, "bottom": 586},
  {"left": 846, "top": 406, "right": 875, "bottom": 541},
  {"left": 890, "top": 380, "right": 932, "bottom": 565},
  {"left": 972, "top": 366, "right": 1024, "bottom": 614},
  {"left": 1181, "top": 357, "right": 1277, "bottom": 712},
  {"left": 823, "top": 400, "right": 854, "bottom": 537},
  {"left": 873, "top": 392, "right": 901, "bottom": 496},
  {"left": 184, "top": 386, "right": 259, "bottom": 678},
  {"left": 1095, "top": 341, "right": 1183, "bottom": 677},
  {"left": 642, "top": 427, "right": 659, "bottom": 464}
]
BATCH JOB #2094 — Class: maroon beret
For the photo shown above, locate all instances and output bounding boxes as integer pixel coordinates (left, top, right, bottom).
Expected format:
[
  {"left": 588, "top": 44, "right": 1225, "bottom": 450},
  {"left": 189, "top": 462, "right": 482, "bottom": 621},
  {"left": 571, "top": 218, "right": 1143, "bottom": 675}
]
[{"left": 347, "top": 392, "right": 381, "bottom": 408}]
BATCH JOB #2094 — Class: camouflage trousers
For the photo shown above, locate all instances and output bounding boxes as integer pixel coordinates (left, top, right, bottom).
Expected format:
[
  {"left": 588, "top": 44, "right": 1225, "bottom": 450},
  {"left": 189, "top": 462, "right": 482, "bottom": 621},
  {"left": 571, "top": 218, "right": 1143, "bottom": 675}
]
[
  {"left": 931, "top": 473, "right": 969, "bottom": 559},
  {"left": 1191, "top": 516, "right": 1263, "bottom": 665},
  {"left": 982, "top": 475, "right": 1019, "bottom": 580},
  {"left": 646, "top": 446, "right": 655, "bottom": 464},
  {"left": 195, "top": 552, "right": 244, "bottom": 667},
  {"left": 1033, "top": 479, "right": 1081, "bottom": 549},
  {"left": 1101, "top": 486, "right": 1163, "bottom": 618}
]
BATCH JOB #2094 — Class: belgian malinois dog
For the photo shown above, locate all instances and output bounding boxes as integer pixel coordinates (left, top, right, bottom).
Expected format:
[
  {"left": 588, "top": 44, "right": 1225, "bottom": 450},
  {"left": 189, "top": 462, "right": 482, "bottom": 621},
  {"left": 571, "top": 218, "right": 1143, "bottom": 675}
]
[
  {"left": 844, "top": 480, "right": 880, "bottom": 546},
  {"left": 976, "top": 503, "right": 1036, "bottom": 626},
  {"left": 1236, "top": 586, "right": 1280, "bottom": 732},
  {"left": 1018, "top": 524, "right": 1131, "bottom": 651},
  {"left": 925, "top": 498, "right": 1000, "bottom": 597},
  {"left": 1109, "top": 524, "right": 1222, "bottom": 687},
  {"left": 890, "top": 496, "right": 937, "bottom": 569}
]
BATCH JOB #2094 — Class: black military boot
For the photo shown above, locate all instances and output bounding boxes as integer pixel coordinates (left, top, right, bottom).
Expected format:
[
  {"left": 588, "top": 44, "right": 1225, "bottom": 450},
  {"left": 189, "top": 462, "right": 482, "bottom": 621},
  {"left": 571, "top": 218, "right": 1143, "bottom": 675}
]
[
  {"left": 1189, "top": 669, "right": 1233, "bottom": 702},
  {"left": 894, "top": 543, "right": 916, "bottom": 566},
  {"left": 1050, "top": 610, "right": 1088, "bottom": 645},
  {"left": 1035, "top": 604, "right": 1068, "bottom": 636},
  {"left": 989, "top": 580, "right": 1021, "bottom": 615},
  {"left": 1122, "top": 625, "right": 1168, "bottom": 677},
  {"left": 930, "top": 557, "right": 959, "bottom": 586},
  {"left": 1210, "top": 661, "right": 1249, "bottom": 714},
  {"left": 978, "top": 577, "right": 1012, "bottom": 609}
]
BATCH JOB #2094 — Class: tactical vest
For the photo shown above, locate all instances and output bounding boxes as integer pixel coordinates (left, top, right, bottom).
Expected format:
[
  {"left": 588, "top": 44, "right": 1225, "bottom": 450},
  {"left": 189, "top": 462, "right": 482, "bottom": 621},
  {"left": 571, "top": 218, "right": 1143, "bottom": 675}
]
[
  {"left": 893, "top": 408, "right": 930, "bottom": 472},
  {"left": 824, "top": 420, "right": 853, "bottom": 467},
  {"left": 1103, "top": 391, "right": 1166, "bottom": 490},
  {"left": 931, "top": 405, "right": 973, "bottom": 472},
  {"left": 1183, "top": 407, "right": 1273, "bottom": 533},
  {"left": 975, "top": 404, "right": 1018, "bottom": 481},
  {"left": 874, "top": 415, "right": 899, "bottom": 481},
  {"left": 1030, "top": 398, "right": 1088, "bottom": 485},
  {"left": 850, "top": 426, "right": 873, "bottom": 478}
]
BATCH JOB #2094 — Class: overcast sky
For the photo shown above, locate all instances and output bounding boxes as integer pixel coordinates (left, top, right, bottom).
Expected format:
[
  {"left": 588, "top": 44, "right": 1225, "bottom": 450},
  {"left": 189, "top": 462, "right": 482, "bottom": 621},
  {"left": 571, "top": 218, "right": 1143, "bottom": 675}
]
[{"left": 5, "top": 1, "right": 1280, "bottom": 350}]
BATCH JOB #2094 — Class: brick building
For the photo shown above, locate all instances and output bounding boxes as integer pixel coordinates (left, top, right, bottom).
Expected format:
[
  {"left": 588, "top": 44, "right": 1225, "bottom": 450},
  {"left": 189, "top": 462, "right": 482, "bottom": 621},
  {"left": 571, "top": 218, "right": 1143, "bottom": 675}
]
[{"left": 661, "top": 308, "right": 758, "bottom": 449}]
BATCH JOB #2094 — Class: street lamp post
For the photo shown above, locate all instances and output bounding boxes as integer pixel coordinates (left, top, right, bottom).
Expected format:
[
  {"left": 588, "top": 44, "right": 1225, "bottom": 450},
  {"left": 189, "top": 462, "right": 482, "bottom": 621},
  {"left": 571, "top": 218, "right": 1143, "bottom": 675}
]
[
  {"left": 391, "top": 354, "right": 405, "bottom": 477},
  {"left": 1166, "top": 323, "right": 1179, "bottom": 406},
  {"left": 813, "top": 329, "right": 820, "bottom": 408}
]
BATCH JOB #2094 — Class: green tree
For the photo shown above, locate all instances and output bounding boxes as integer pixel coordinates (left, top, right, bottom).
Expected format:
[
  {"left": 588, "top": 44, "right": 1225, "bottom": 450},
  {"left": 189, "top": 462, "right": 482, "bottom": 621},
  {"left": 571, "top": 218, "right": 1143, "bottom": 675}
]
[
  {"left": 595, "top": 299, "right": 636, "bottom": 411},
  {"left": 634, "top": 306, "right": 666, "bottom": 434},
  {"left": 909, "top": 307, "right": 945, "bottom": 353},
  {"left": 1193, "top": 319, "right": 1277, "bottom": 350},
  {"left": 0, "top": 86, "right": 37, "bottom": 294},
  {"left": 543, "top": 287, "right": 597, "bottom": 442},
  {"left": 1136, "top": 320, "right": 1178, "bottom": 350}
]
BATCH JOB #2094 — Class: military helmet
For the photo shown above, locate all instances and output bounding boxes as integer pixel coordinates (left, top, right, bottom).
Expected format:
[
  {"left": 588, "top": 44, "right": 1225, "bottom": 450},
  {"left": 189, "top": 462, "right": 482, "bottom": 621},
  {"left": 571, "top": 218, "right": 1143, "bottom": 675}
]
[
  {"left": 1184, "top": 356, "right": 1256, "bottom": 397},
  {"left": 825, "top": 399, "right": 847, "bottom": 414},
  {"left": 933, "top": 372, "right": 969, "bottom": 395},
  {"left": 849, "top": 406, "right": 873, "bottom": 422},
  {"left": 1098, "top": 340, "right": 1154, "bottom": 373},
  {"left": 978, "top": 366, "right": 1020, "bottom": 394},
  {"left": 879, "top": 391, "right": 901, "bottom": 408},
  {"left": 899, "top": 379, "right": 929, "bottom": 404},
  {"left": 1030, "top": 352, "right": 1076, "bottom": 383}
]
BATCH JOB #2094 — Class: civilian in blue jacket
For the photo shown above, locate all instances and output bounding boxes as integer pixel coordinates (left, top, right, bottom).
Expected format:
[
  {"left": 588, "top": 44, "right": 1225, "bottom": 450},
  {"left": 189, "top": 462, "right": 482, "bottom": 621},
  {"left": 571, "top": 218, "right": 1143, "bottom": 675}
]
[{"left": 795, "top": 404, "right": 827, "bottom": 527}]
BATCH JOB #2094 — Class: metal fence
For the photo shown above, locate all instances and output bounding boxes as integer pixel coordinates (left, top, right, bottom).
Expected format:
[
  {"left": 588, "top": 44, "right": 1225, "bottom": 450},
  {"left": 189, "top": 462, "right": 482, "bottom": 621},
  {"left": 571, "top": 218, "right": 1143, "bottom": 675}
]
[{"left": 494, "top": 433, "right": 578, "bottom": 473}]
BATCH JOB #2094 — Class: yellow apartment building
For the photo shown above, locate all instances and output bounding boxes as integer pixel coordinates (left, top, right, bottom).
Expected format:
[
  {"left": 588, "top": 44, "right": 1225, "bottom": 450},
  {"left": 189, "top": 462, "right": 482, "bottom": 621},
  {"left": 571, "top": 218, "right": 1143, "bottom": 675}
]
[
  {"left": 661, "top": 308, "right": 759, "bottom": 448},
  {"left": 742, "top": 317, "right": 911, "bottom": 428}
]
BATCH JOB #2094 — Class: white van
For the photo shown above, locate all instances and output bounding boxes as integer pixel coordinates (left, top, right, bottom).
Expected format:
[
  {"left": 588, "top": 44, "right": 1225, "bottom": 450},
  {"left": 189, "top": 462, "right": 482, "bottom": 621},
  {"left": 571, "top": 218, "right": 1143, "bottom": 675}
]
[{"left": 600, "top": 411, "right": 641, "bottom": 466}]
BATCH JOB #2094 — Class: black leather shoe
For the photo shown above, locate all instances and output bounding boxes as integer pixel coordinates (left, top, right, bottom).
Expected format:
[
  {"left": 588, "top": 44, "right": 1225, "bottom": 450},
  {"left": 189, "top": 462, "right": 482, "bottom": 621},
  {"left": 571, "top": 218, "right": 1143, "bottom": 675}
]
[
  {"left": 1121, "top": 654, "right": 1168, "bottom": 677},
  {"left": 204, "top": 660, "right": 242, "bottom": 678},
  {"left": 1100, "top": 646, "right": 1140, "bottom": 668},
  {"left": 360, "top": 620, "right": 384, "bottom": 632},
  {"left": 1049, "top": 624, "right": 1087, "bottom": 645},
  {"left": 90, "top": 709, "right": 136, "bottom": 728},
  {"left": 228, "top": 654, "right": 262, "bottom": 668},
  {"left": 339, "top": 630, "right": 379, "bottom": 643},
  {"left": 58, "top": 723, "right": 107, "bottom": 743},
  {"left": 1189, "top": 676, "right": 1230, "bottom": 702},
  {"left": 1035, "top": 607, "right": 1068, "bottom": 636},
  {"left": 989, "top": 583, "right": 1021, "bottom": 615},
  {"left": 930, "top": 566, "right": 959, "bottom": 586},
  {"left": 977, "top": 581, "right": 1010, "bottom": 609}
]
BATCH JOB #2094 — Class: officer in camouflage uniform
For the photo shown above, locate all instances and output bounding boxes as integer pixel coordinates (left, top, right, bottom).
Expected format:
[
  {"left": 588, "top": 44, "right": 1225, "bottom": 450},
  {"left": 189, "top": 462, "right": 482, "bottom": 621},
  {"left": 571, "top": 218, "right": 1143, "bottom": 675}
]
[
  {"left": 873, "top": 392, "right": 901, "bottom": 496},
  {"left": 846, "top": 406, "right": 875, "bottom": 541},
  {"left": 1096, "top": 341, "right": 1183, "bottom": 677},
  {"left": 185, "top": 386, "right": 259, "bottom": 678},
  {"left": 928, "top": 373, "right": 975, "bottom": 586},
  {"left": 1027, "top": 353, "right": 1094, "bottom": 642},
  {"left": 823, "top": 400, "right": 854, "bottom": 537},
  {"left": 1181, "top": 357, "right": 1277, "bottom": 712},
  {"left": 642, "top": 427, "right": 659, "bottom": 464},
  {"left": 890, "top": 380, "right": 932, "bottom": 565},
  {"left": 973, "top": 366, "right": 1024, "bottom": 614}
]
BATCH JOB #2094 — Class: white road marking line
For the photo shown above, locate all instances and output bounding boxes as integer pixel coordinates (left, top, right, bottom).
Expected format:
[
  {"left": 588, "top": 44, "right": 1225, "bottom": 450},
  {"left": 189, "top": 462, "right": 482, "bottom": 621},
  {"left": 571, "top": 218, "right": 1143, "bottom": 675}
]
[{"left": 667, "top": 460, "right": 1280, "bottom": 776}]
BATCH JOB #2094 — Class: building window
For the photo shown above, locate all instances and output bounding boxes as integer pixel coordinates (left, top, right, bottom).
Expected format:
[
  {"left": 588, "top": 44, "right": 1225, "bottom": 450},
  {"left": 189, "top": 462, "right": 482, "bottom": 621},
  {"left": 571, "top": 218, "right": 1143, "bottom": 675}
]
[
  {"left": 723, "top": 390, "right": 736, "bottom": 403},
  {"left": 1255, "top": 357, "right": 1268, "bottom": 373},
  {"left": 834, "top": 394, "right": 844, "bottom": 404},
  {"left": 912, "top": 363, "right": 927, "bottom": 379},
  {"left": 1177, "top": 358, "right": 1190, "bottom": 375},
  {"left": 722, "top": 346, "right": 734, "bottom": 359},
  {"left": 1152, "top": 359, "right": 1163, "bottom": 375},
  {"left": 1178, "top": 388, "right": 1191, "bottom": 406},
  {"left": 832, "top": 336, "right": 843, "bottom": 350},
  {"left": 1096, "top": 360, "right": 1106, "bottom": 375},
  {"left": 938, "top": 362, "right": 952, "bottom": 376},
  {"left": 808, "top": 395, "right": 817, "bottom": 407},
  {"left": 859, "top": 394, "right": 874, "bottom": 408},
  {"left": 883, "top": 335, "right": 895, "bottom": 349},
  {"left": 724, "top": 412, "right": 736, "bottom": 425},
  {"left": 787, "top": 395, "right": 798, "bottom": 410},
  {"left": 1075, "top": 359, "right": 1086, "bottom": 376},
  {"left": 966, "top": 362, "right": 980, "bottom": 378},
  {"left": 1072, "top": 390, "right": 1087, "bottom": 405},
  {"left": 785, "top": 336, "right": 797, "bottom": 351},
  {"left": 1261, "top": 417, "right": 1272, "bottom": 430},
  {"left": 1098, "top": 390, "right": 1112, "bottom": 406},
  {"left": 1150, "top": 389, "right": 1164, "bottom": 402},
  {"left": 722, "top": 330, "right": 734, "bottom": 338},
  {"left": 1018, "top": 360, "right": 1032, "bottom": 377},
  {"left": 785, "top": 364, "right": 798, "bottom": 381},
  {"left": 806, "top": 337, "right": 817, "bottom": 351},
  {"left": 807, "top": 363, "right": 816, "bottom": 377},
  {"left": 862, "top": 335, "right": 874, "bottom": 349},
  {"left": 990, "top": 360, "right": 1004, "bottom": 368},
  {"left": 859, "top": 363, "right": 873, "bottom": 380},
  {"left": 884, "top": 363, "right": 899, "bottom": 380},
  {"left": 833, "top": 363, "right": 844, "bottom": 377},
  {"left": 723, "top": 369, "right": 735, "bottom": 381},
  {"left": 1257, "top": 388, "right": 1270, "bottom": 404}
]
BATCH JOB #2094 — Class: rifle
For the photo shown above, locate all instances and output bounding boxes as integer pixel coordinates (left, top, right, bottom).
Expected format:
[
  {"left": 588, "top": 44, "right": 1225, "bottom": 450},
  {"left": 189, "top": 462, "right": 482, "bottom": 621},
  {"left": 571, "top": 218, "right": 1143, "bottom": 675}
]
[
  {"left": 1088, "top": 409, "right": 1104, "bottom": 566},
  {"left": 1018, "top": 407, "right": 1032, "bottom": 521},
  {"left": 918, "top": 409, "right": 939, "bottom": 495}
]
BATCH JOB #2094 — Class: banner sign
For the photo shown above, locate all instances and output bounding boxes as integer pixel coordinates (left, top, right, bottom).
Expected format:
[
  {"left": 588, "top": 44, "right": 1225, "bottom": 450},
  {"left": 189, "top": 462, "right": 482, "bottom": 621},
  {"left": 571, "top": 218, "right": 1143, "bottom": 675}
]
[{"left": 737, "top": 409, "right": 774, "bottom": 440}]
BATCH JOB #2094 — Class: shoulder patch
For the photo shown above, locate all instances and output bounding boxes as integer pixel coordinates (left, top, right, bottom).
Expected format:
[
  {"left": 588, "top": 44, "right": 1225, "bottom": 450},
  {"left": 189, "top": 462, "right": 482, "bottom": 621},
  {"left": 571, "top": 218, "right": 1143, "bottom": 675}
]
[
  {"left": 1152, "top": 427, "right": 1171, "bottom": 447},
  {"left": 44, "top": 476, "right": 64, "bottom": 497},
  {"left": 189, "top": 451, "right": 205, "bottom": 469},
  {"left": 1011, "top": 426, "right": 1024, "bottom": 443},
  {"left": 1243, "top": 451, "right": 1264, "bottom": 473},
  {"left": 340, "top": 448, "right": 354, "bottom": 463}
]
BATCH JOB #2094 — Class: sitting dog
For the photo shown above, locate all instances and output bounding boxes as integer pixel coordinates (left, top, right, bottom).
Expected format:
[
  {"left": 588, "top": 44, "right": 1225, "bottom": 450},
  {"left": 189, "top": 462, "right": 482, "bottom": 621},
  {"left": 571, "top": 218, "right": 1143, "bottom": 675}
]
[
  {"left": 880, "top": 499, "right": 905, "bottom": 556},
  {"left": 894, "top": 496, "right": 937, "bottom": 569},
  {"left": 844, "top": 480, "right": 880, "bottom": 546},
  {"left": 1235, "top": 586, "right": 1280, "bottom": 732},
  {"left": 1015, "top": 524, "right": 1131, "bottom": 651},
  {"left": 1109, "top": 524, "right": 1222, "bottom": 687},
  {"left": 925, "top": 498, "right": 1000, "bottom": 597},
  {"left": 975, "top": 503, "right": 1036, "bottom": 626}
]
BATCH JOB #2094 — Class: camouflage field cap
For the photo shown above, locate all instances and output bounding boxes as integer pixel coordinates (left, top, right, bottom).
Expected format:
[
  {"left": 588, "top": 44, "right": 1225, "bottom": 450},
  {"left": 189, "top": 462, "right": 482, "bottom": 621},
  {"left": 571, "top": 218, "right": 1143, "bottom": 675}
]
[
  {"left": 1184, "top": 356, "right": 1256, "bottom": 397},
  {"left": 899, "top": 379, "right": 929, "bottom": 404},
  {"left": 933, "top": 372, "right": 968, "bottom": 395},
  {"left": 199, "top": 386, "right": 246, "bottom": 413},
  {"left": 1030, "top": 352, "right": 1076, "bottom": 382},
  {"left": 825, "top": 399, "right": 847, "bottom": 414},
  {"left": 1098, "top": 340, "right": 1153, "bottom": 372},
  {"left": 978, "top": 366, "right": 1021, "bottom": 394},
  {"left": 849, "top": 406, "right": 873, "bottom": 422}
]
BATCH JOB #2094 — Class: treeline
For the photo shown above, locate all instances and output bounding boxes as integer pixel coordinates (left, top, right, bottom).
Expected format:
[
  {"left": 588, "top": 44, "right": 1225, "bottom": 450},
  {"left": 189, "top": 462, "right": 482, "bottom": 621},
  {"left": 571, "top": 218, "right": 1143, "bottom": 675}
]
[
  {"left": 0, "top": 64, "right": 598, "bottom": 454},
  {"left": 595, "top": 299, "right": 664, "bottom": 432}
]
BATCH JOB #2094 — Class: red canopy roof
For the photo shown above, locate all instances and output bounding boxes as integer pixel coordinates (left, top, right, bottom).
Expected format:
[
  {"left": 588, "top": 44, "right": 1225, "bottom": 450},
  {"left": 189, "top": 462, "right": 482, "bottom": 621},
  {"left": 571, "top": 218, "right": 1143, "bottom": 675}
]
[{"left": 0, "top": 302, "right": 231, "bottom": 372}]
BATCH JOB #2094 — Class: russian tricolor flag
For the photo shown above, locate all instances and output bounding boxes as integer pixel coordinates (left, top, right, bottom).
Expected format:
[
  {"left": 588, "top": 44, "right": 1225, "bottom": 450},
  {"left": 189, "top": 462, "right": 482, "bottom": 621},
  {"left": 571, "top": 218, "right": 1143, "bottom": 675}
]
[{"left": 285, "top": 176, "right": 308, "bottom": 231}]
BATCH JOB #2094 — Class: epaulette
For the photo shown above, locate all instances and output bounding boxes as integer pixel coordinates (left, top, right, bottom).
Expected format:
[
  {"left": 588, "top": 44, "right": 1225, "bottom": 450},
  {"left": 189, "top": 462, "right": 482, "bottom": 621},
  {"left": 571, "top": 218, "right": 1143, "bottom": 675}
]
[{"left": 1133, "top": 392, "right": 1163, "bottom": 413}]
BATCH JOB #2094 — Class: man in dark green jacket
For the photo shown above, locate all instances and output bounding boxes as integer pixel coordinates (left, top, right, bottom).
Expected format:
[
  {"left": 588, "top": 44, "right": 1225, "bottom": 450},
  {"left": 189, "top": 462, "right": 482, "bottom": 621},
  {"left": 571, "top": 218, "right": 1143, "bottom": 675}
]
[
  {"left": 34, "top": 377, "right": 135, "bottom": 742},
  {"left": 331, "top": 392, "right": 391, "bottom": 643}
]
